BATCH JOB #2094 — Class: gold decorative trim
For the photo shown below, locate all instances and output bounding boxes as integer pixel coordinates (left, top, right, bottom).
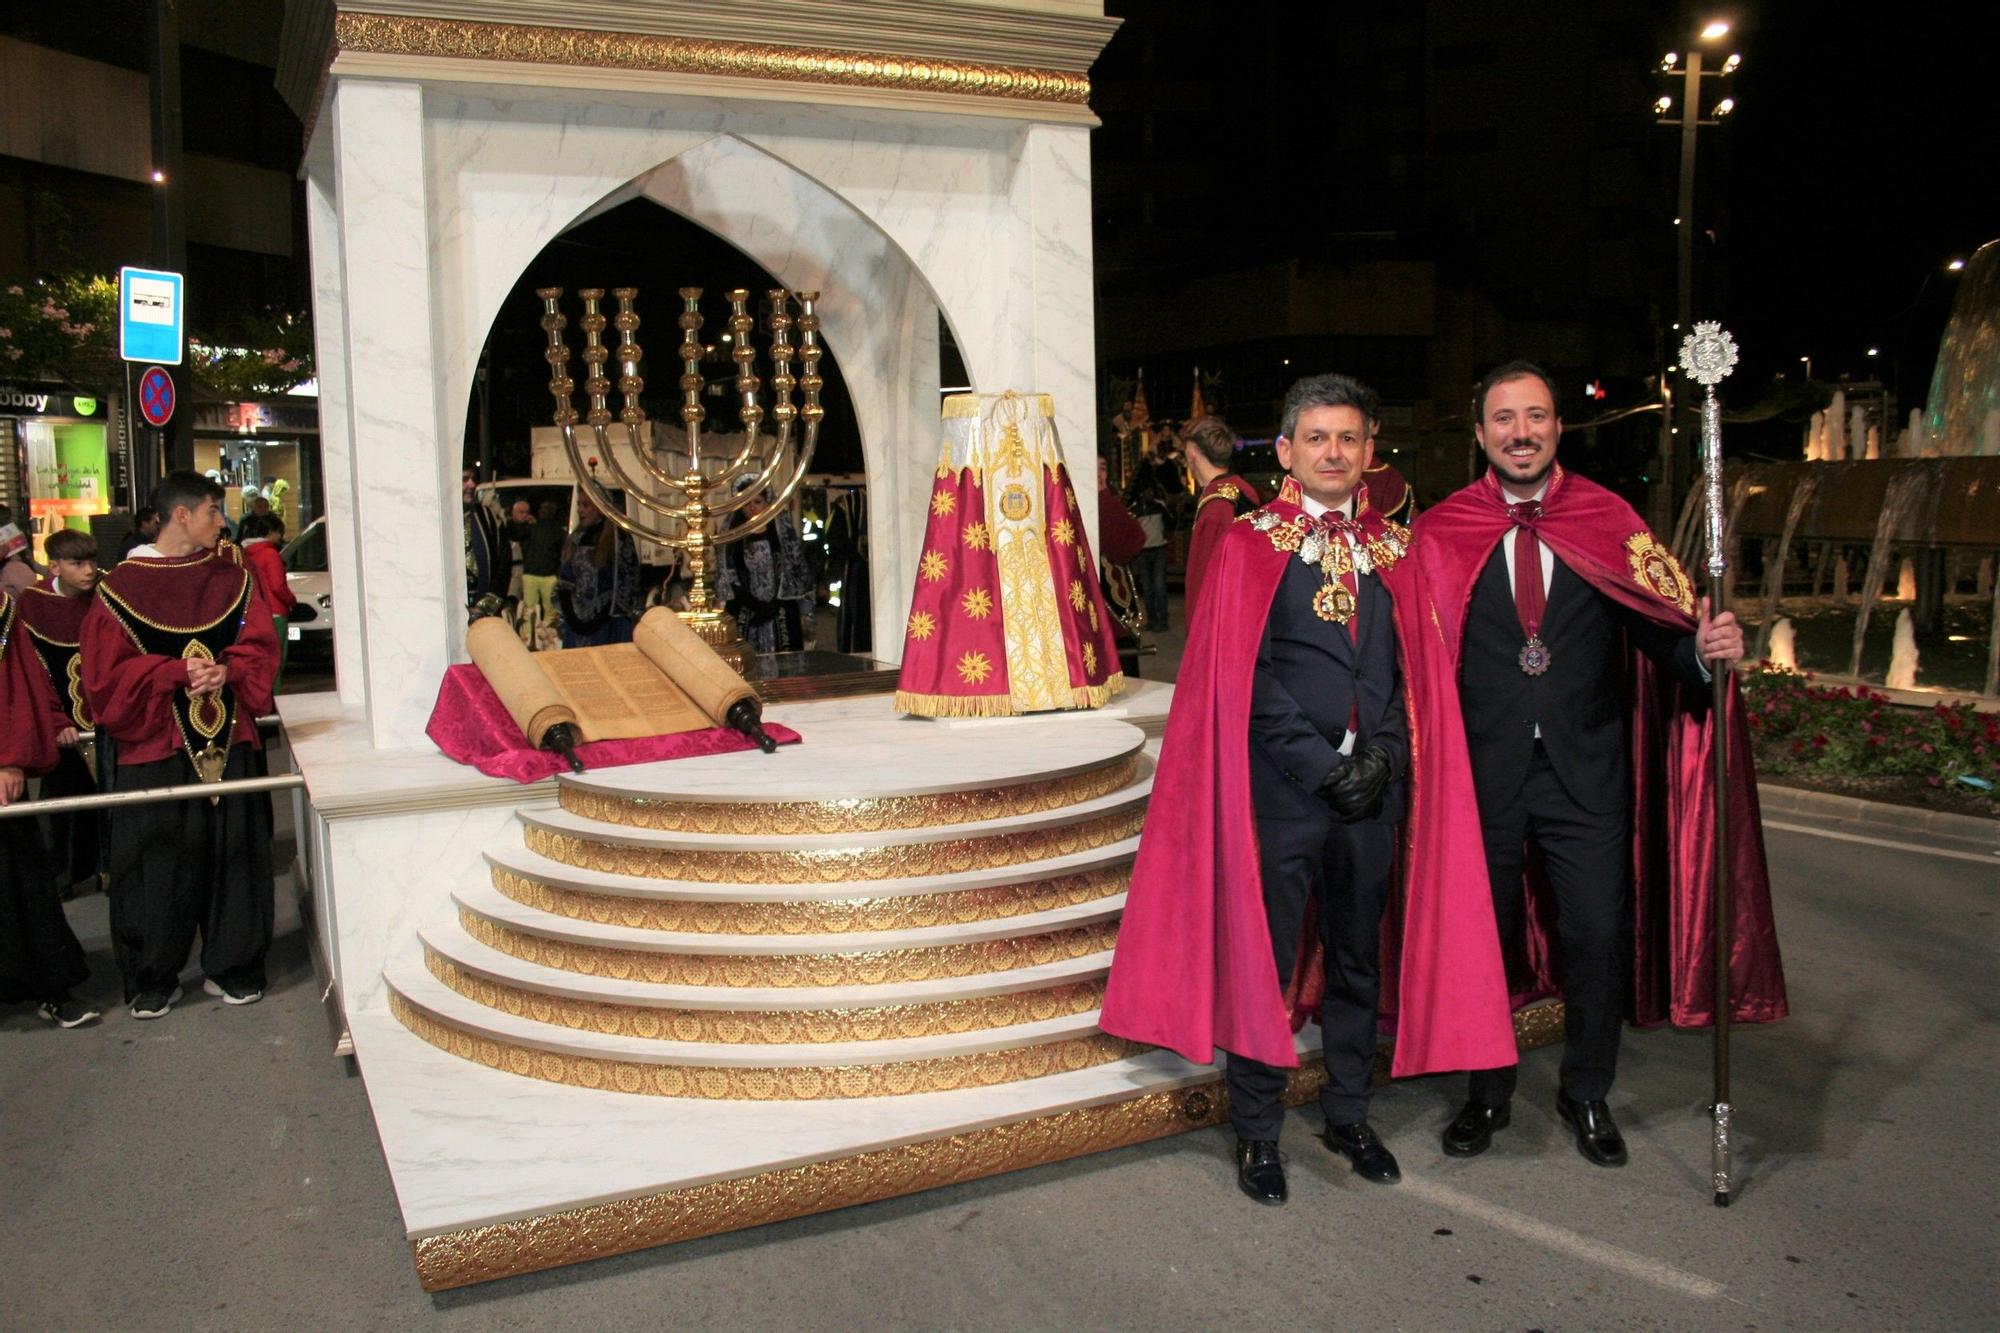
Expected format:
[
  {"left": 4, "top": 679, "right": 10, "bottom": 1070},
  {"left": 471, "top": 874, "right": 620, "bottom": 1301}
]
[
  {"left": 335, "top": 15, "right": 1091, "bottom": 105},
  {"left": 403, "top": 1006, "right": 1568, "bottom": 1288},
  {"left": 523, "top": 805, "right": 1146, "bottom": 884},
  {"left": 425, "top": 949, "right": 1106, "bottom": 1044},
  {"left": 561, "top": 753, "right": 1142, "bottom": 834},
  {"left": 1624, "top": 531, "right": 1697, "bottom": 616},
  {"left": 460, "top": 907, "right": 1119, "bottom": 987},
  {"left": 490, "top": 862, "right": 1129, "bottom": 935},
  {"left": 390, "top": 989, "right": 1140, "bottom": 1102}
]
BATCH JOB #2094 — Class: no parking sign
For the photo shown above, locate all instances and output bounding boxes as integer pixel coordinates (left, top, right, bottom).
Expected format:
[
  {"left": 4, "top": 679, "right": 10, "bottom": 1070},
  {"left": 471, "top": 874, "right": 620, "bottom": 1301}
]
[{"left": 138, "top": 365, "right": 176, "bottom": 427}]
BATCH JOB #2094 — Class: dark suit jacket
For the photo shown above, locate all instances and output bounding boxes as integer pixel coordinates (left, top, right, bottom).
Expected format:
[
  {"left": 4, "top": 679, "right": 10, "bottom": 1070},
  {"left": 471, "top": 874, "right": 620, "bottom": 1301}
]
[
  {"left": 1249, "top": 550, "right": 1409, "bottom": 825},
  {"left": 1459, "top": 544, "right": 1707, "bottom": 815}
]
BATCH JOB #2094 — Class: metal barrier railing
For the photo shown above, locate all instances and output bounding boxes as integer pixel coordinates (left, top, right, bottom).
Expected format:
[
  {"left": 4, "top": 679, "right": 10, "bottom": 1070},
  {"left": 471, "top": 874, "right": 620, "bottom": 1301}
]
[
  {"left": 0, "top": 715, "right": 299, "bottom": 821},
  {"left": 66, "top": 714, "right": 284, "bottom": 747}
]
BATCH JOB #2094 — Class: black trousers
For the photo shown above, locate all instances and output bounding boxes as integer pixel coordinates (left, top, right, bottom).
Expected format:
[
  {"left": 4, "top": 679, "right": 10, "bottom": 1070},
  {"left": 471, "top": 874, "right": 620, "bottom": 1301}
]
[
  {"left": 105, "top": 744, "right": 274, "bottom": 1001},
  {"left": 1468, "top": 743, "right": 1631, "bottom": 1107},
  {"left": 1226, "top": 813, "right": 1394, "bottom": 1139},
  {"left": 0, "top": 818, "right": 88, "bottom": 1003},
  {"left": 40, "top": 745, "right": 100, "bottom": 891}
]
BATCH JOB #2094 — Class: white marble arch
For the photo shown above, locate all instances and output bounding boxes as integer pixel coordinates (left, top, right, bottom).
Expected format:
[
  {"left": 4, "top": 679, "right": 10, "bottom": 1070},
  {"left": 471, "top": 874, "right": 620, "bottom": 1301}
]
[{"left": 306, "top": 80, "right": 1098, "bottom": 750}]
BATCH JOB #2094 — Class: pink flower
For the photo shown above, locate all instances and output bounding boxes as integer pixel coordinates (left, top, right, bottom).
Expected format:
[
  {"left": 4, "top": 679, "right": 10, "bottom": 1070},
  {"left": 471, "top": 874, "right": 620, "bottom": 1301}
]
[
  {"left": 281, "top": 358, "right": 301, "bottom": 372},
  {"left": 261, "top": 348, "right": 284, "bottom": 365},
  {"left": 5, "top": 285, "right": 21, "bottom": 295},
  {"left": 0, "top": 328, "right": 11, "bottom": 339},
  {"left": 5, "top": 348, "right": 21, "bottom": 360}
]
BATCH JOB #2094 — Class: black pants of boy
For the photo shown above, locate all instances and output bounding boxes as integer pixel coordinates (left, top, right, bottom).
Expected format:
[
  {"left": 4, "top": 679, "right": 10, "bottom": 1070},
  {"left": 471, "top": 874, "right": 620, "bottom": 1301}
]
[
  {"left": 40, "top": 745, "right": 100, "bottom": 892},
  {"left": 0, "top": 818, "right": 88, "bottom": 1003},
  {"left": 106, "top": 744, "right": 274, "bottom": 1001}
]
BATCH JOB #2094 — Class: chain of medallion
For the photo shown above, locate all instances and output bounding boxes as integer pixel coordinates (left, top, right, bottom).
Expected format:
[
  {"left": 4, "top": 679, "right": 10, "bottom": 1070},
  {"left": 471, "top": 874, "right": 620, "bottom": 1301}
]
[
  {"left": 424, "top": 949, "right": 1106, "bottom": 1044},
  {"left": 558, "top": 752, "right": 1142, "bottom": 834},
  {"left": 458, "top": 907, "right": 1120, "bottom": 987},
  {"left": 390, "top": 990, "right": 1139, "bottom": 1103},
  {"left": 522, "top": 805, "right": 1145, "bottom": 884}
]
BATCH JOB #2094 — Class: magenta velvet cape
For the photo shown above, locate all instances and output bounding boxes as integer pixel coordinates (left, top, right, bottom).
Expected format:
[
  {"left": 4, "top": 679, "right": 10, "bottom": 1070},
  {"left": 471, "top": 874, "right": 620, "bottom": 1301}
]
[
  {"left": 1098, "top": 486, "right": 1519, "bottom": 1075},
  {"left": 1408, "top": 468, "right": 1788, "bottom": 1029}
]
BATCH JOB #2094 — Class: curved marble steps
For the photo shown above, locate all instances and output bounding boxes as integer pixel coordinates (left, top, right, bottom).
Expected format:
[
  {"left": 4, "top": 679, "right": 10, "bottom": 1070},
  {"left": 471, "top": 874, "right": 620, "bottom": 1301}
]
[
  {"left": 384, "top": 960, "right": 1144, "bottom": 1100},
  {"left": 515, "top": 771, "right": 1153, "bottom": 885},
  {"left": 449, "top": 880, "right": 1124, "bottom": 987},
  {"left": 415, "top": 911, "right": 1114, "bottom": 1044},
  {"left": 480, "top": 836, "right": 1138, "bottom": 937}
]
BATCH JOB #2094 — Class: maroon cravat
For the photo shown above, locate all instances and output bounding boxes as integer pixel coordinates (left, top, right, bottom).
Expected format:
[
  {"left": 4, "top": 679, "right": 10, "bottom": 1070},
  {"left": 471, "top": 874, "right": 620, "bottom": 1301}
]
[{"left": 1510, "top": 502, "right": 1545, "bottom": 642}]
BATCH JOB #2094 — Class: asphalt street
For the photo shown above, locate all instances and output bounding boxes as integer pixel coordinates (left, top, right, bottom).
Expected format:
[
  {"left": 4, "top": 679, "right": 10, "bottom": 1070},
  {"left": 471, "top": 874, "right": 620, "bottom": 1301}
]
[{"left": 3, "top": 757, "right": 1995, "bottom": 1330}]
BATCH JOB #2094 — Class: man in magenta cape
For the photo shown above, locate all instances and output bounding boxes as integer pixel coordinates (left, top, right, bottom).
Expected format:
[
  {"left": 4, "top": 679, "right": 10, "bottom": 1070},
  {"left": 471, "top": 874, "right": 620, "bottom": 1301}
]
[
  {"left": 1408, "top": 361, "right": 1787, "bottom": 1167},
  {"left": 1101, "top": 375, "right": 1519, "bottom": 1201}
]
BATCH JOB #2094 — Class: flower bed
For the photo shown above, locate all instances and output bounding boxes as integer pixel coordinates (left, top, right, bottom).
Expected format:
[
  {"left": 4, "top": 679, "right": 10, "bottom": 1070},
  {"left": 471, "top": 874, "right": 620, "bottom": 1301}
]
[{"left": 1742, "top": 667, "right": 2000, "bottom": 818}]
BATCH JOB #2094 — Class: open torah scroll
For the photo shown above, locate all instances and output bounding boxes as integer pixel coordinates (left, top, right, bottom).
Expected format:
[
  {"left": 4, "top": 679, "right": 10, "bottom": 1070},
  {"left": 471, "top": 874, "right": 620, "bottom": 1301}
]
[{"left": 466, "top": 607, "right": 757, "bottom": 748}]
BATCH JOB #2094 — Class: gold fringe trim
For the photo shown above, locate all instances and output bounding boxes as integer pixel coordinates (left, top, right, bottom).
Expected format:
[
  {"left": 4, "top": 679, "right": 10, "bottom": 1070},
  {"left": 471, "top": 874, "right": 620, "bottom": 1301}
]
[
  {"left": 489, "top": 862, "right": 1130, "bottom": 935},
  {"left": 335, "top": 15, "right": 1093, "bottom": 106},
  {"left": 459, "top": 907, "right": 1122, "bottom": 987},
  {"left": 894, "top": 689, "right": 1021, "bottom": 718},
  {"left": 523, "top": 805, "right": 1147, "bottom": 884},
  {"left": 424, "top": 948, "right": 1107, "bottom": 1044},
  {"left": 560, "top": 753, "right": 1143, "bottom": 834},
  {"left": 389, "top": 989, "right": 1140, "bottom": 1101}
]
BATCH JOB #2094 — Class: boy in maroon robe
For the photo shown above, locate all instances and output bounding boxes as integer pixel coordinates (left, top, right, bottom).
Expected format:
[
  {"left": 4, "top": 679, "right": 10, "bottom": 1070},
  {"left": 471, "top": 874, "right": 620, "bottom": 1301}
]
[
  {"left": 0, "top": 587, "right": 97, "bottom": 1026},
  {"left": 82, "top": 472, "right": 281, "bottom": 1018},
  {"left": 16, "top": 527, "right": 104, "bottom": 891}
]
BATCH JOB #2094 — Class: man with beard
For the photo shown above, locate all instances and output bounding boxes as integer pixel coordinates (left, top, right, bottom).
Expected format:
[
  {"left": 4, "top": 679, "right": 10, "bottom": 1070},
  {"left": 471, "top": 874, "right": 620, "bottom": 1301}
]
[
  {"left": 1102, "top": 374, "right": 1506, "bottom": 1204},
  {"left": 15, "top": 528, "right": 105, "bottom": 893},
  {"left": 82, "top": 471, "right": 281, "bottom": 1018},
  {"left": 1410, "top": 361, "right": 1786, "bottom": 1167}
]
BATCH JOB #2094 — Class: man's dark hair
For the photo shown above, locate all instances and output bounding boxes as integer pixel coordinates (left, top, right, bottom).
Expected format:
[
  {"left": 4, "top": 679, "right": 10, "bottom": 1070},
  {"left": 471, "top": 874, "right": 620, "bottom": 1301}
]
[
  {"left": 133, "top": 505, "right": 161, "bottom": 528},
  {"left": 238, "top": 514, "right": 276, "bottom": 541},
  {"left": 45, "top": 528, "right": 97, "bottom": 562},
  {"left": 1183, "top": 415, "right": 1238, "bottom": 468},
  {"left": 151, "top": 471, "right": 224, "bottom": 524},
  {"left": 1279, "top": 373, "right": 1381, "bottom": 441},
  {"left": 1472, "top": 360, "right": 1562, "bottom": 425}
]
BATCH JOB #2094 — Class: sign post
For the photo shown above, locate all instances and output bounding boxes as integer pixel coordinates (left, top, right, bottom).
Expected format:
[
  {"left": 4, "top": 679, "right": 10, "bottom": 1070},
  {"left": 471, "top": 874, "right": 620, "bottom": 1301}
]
[{"left": 119, "top": 266, "right": 186, "bottom": 487}]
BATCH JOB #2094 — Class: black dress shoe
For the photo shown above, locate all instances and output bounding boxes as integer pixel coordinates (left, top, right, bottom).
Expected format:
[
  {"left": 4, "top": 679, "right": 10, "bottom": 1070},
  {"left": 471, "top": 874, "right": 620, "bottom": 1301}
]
[
  {"left": 1323, "top": 1120, "right": 1402, "bottom": 1184},
  {"left": 1236, "top": 1139, "right": 1287, "bottom": 1205},
  {"left": 1441, "top": 1099, "right": 1511, "bottom": 1157},
  {"left": 1556, "top": 1092, "right": 1629, "bottom": 1167}
]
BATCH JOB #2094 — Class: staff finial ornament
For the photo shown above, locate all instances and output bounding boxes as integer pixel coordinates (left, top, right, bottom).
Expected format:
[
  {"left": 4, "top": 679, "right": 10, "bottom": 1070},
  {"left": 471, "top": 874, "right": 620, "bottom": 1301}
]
[{"left": 1680, "top": 321, "right": 1739, "bottom": 388}]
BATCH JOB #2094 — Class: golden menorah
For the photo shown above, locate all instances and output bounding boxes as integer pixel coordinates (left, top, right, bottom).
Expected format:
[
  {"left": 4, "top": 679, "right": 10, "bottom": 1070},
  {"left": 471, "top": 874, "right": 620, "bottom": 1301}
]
[{"left": 536, "top": 284, "right": 825, "bottom": 657}]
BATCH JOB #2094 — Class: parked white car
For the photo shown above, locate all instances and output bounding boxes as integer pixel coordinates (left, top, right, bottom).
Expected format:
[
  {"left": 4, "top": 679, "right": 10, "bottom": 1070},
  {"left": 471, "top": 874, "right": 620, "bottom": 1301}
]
[{"left": 282, "top": 516, "right": 333, "bottom": 642}]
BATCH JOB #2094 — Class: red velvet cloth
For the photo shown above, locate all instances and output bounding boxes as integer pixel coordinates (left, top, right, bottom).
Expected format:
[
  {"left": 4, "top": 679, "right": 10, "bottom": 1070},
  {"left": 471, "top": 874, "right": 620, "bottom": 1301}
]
[
  {"left": 425, "top": 663, "right": 801, "bottom": 783},
  {"left": 1183, "top": 473, "right": 1260, "bottom": 622},
  {"left": 1408, "top": 467, "right": 1788, "bottom": 1029},
  {"left": 0, "top": 591, "right": 59, "bottom": 775},
  {"left": 1100, "top": 477, "right": 1517, "bottom": 1074},
  {"left": 896, "top": 463, "right": 1014, "bottom": 710}
]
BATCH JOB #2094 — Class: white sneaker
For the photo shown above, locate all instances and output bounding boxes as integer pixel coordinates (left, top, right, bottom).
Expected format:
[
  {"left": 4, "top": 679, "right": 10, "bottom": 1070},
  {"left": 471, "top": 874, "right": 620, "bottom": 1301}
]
[
  {"left": 130, "top": 985, "right": 184, "bottom": 1019},
  {"left": 202, "top": 977, "right": 263, "bottom": 1006}
]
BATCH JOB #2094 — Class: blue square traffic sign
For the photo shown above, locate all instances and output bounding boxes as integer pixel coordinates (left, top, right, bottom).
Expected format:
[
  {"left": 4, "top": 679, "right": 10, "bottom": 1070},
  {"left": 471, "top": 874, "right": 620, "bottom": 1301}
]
[{"left": 120, "top": 266, "right": 184, "bottom": 366}]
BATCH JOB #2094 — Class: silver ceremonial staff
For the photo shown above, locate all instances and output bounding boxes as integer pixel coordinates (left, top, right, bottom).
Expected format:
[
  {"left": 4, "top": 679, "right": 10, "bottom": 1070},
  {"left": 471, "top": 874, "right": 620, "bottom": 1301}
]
[{"left": 1680, "top": 321, "right": 1739, "bottom": 1207}]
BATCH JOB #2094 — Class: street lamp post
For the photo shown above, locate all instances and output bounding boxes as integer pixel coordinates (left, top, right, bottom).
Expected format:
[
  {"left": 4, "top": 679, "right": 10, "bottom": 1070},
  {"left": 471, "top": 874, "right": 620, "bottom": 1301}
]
[{"left": 1651, "top": 26, "right": 1739, "bottom": 531}]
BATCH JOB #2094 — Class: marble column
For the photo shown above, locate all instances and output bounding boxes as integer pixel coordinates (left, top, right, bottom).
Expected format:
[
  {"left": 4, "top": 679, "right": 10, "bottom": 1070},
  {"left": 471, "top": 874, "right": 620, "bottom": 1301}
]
[{"left": 326, "top": 81, "right": 458, "bottom": 749}]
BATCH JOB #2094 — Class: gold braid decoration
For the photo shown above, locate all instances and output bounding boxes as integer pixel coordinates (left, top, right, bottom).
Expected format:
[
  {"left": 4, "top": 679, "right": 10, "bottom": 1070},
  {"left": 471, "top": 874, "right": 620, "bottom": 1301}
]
[
  {"left": 335, "top": 15, "right": 1092, "bottom": 105},
  {"left": 561, "top": 752, "right": 1143, "bottom": 834},
  {"left": 458, "top": 906, "right": 1120, "bottom": 987},
  {"left": 424, "top": 949, "right": 1107, "bottom": 1044},
  {"left": 523, "top": 805, "right": 1146, "bottom": 884},
  {"left": 490, "top": 861, "right": 1130, "bottom": 935},
  {"left": 389, "top": 990, "right": 1140, "bottom": 1102},
  {"left": 404, "top": 1003, "right": 1569, "bottom": 1289}
]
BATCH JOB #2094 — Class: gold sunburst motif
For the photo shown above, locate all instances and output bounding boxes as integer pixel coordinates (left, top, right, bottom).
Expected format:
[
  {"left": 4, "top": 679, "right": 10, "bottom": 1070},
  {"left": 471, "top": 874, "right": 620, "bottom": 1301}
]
[
  {"left": 961, "top": 587, "right": 995, "bottom": 619},
  {"left": 1050, "top": 518, "right": 1076, "bottom": 547},
  {"left": 930, "top": 489, "right": 956, "bottom": 516},
  {"left": 963, "top": 522, "right": 992, "bottom": 551},
  {"left": 919, "top": 550, "right": 949, "bottom": 582},
  {"left": 907, "top": 610, "right": 937, "bottom": 641},
  {"left": 1082, "top": 642, "right": 1098, "bottom": 675},
  {"left": 957, "top": 651, "right": 995, "bottom": 685},
  {"left": 1067, "top": 578, "right": 1087, "bottom": 611}
]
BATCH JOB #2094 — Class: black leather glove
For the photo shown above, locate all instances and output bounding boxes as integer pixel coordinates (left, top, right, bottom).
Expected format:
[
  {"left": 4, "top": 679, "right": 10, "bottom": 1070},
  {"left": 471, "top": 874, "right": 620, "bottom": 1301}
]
[{"left": 1318, "top": 743, "right": 1393, "bottom": 823}]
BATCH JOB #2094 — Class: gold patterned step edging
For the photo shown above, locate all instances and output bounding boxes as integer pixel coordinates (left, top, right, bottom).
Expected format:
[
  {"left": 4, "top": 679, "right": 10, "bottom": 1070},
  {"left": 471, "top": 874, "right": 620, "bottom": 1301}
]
[
  {"left": 459, "top": 905, "right": 1121, "bottom": 988},
  {"left": 561, "top": 752, "right": 1145, "bottom": 835},
  {"left": 489, "top": 861, "right": 1131, "bottom": 935},
  {"left": 389, "top": 989, "right": 1142, "bottom": 1103},
  {"left": 523, "top": 804, "right": 1146, "bottom": 884},
  {"left": 424, "top": 948, "right": 1107, "bottom": 1044},
  {"left": 404, "top": 1004, "right": 1566, "bottom": 1290}
]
